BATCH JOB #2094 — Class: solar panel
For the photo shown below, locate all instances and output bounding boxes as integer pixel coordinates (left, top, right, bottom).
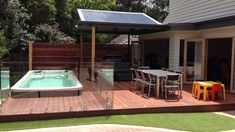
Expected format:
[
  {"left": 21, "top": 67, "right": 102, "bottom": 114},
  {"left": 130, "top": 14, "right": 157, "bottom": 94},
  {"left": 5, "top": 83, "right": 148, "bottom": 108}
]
[{"left": 78, "top": 9, "right": 161, "bottom": 25}]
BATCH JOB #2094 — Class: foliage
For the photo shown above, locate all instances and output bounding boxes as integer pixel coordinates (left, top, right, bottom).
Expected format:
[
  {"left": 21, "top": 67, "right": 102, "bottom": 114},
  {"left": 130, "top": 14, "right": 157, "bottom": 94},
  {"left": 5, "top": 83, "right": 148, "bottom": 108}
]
[
  {"left": 96, "top": 34, "right": 115, "bottom": 43},
  {"left": 74, "top": 0, "right": 117, "bottom": 10},
  {"left": 35, "top": 24, "right": 75, "bottom": 43},
  {"left": 0, "top": 28, "right": 8, "bottom": 58},
  {"left": 0, "top": 0, "right": 34, "bottom": 52},
  {"left": 152, "top": 0, "right": 169, "bottom": 11},
  {"left": 151, "top": 0, "right": 169, "bottom": 22},
  {"left": 0, "top": 0, "right": 169, "bottom": 51},
  {"left": 54, "top": 0, "right": 74, "bottom": 36},
  {"left": 20, "top": 0, "right": 57, "bottom": 25},
  {"left": 116, "top": 0, "right": 169, "bottom": 22},
  {"left": 116, "top": 0, "right": 148, "bottom": 12}
]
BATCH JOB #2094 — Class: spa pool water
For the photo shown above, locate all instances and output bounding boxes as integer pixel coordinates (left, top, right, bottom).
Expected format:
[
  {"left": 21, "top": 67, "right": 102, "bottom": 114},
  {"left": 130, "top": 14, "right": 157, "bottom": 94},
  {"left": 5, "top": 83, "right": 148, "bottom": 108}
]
[
  {"left": 11, "top": 70, "right": 83, "bottom": 92},
  {"left": 20, "top": 71, "right": 76, "bottom": 89},
  {"left": 21, "top": 75, "right": 75, "bottom": 88}
]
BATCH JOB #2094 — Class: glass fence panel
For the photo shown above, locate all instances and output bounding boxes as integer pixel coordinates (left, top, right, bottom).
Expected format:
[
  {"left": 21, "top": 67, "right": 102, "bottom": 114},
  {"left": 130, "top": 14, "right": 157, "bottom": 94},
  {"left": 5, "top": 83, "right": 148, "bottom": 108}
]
[
  {"left": 0, "top": 67, "right": 10, "bottom": 105},
  {"left": 0, "top": 60, "right": 116, "bottom": 115},
  {"left": 0, "top": 62, "right": 28, "bottom": 115},
  {"left": 79, "top": 62, "right": 114, "bottom": 110}
]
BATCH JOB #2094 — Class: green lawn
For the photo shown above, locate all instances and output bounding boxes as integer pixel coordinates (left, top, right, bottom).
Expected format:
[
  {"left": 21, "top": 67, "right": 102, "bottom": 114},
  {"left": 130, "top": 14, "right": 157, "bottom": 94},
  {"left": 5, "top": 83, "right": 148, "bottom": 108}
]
[{"left": 0, "top": 112, "right": 235, "bottom": 132}]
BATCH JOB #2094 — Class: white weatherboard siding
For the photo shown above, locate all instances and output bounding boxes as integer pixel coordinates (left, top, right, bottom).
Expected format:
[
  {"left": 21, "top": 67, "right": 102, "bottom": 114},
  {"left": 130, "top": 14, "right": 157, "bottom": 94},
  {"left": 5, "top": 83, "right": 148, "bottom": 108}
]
[
  {"left": 164, "top": 0, "right": 235, "bottom": 24},
  {"left": 169, "top": 33, "right": 180, "bottom": 69}
]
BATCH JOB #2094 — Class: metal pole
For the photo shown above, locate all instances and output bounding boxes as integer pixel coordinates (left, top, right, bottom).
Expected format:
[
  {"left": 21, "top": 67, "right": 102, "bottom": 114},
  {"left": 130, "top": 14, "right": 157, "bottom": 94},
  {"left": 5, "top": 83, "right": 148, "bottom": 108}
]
[
  {"left": 91, "top": 26, "right": 96, "bottom": 81},
  {"left": 128, "top": 34, "right": 131, "bottom": 66}
]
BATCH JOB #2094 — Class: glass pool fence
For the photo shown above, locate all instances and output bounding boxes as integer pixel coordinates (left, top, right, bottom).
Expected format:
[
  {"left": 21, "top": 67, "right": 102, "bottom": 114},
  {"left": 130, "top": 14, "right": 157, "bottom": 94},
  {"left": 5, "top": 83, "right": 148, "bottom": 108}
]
[{"left": 0, "top": 61, "right": 115, "bottom": 113}]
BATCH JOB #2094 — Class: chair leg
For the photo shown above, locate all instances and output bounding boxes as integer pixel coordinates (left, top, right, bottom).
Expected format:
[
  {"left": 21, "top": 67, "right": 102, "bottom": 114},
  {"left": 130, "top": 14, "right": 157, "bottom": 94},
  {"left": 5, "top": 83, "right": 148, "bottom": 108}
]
[
  {"left": 140, "top": 83, "right": 145, "bottom": 93},
  {"left": 178, "top": 87, "right": 180, "bottom": 100},
  {"left": 220, "top": 91, "right": 224, "bottom": 100},
  {"left": 162, "top": 86, "right": 165, "bottom": 98},
  {"left": 192, "top": 83, "right": 195, "bottom": 96},
  {"left": 211, "top": 92, "right": 215, "bottom": 101},
  {"left": 197, "top": 91, "right": 201, "bottom": 100},
  {"left": 135, "top": 81, "right": 138, "bottom": 91},
  {"left": 165, "top": 88, "right": 167, "bottom": 99},
  {"left": 148, "top": 85, "right": 151, "bottom": 97}
]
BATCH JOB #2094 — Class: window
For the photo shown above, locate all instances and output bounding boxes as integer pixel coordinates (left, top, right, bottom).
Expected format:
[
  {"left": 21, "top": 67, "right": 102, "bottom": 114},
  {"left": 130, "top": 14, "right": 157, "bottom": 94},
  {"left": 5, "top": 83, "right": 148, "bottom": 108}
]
[{"left": 179, "top": 39, "right": 184, "bottom": 66}]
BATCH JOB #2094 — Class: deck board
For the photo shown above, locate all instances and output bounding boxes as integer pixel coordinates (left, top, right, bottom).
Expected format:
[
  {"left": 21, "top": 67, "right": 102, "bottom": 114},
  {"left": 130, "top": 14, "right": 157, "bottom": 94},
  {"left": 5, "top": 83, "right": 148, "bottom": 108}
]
[{"left": 1, "top": 82, "right": 235, "bottom": 121}]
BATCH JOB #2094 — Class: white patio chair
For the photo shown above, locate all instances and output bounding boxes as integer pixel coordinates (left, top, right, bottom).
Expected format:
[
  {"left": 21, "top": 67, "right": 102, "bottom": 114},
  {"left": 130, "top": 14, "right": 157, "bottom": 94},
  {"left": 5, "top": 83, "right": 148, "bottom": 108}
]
[
  {"left": 135, "top": 70, "right": 145, "bottom": 92},
  {"left": 141, "top": 71, "right": 156, "bottom": 97},
  {"left": 161, "top": 74, "right": 181, "bottom": 100},
  {"left": 130, "top": 68, "right": 140, "bottom": 90}
]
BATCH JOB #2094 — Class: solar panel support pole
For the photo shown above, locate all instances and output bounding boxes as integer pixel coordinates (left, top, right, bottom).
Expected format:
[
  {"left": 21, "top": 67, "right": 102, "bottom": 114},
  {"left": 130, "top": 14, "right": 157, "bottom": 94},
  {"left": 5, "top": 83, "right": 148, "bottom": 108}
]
[
  {"left": 91, "top": 26, "right": 96, "bottom": 82},
  {"left": 80, "top": 30, "right": 83, "bottom": 63},
  {"left": 28, "top": 41, "right": 33, "bottom": 70},
  {"left": 128, "top": 34, "right": 131, "bottom": 67},
  {"left": 78, "top": 30, "right": 83, "bottom": 79}
]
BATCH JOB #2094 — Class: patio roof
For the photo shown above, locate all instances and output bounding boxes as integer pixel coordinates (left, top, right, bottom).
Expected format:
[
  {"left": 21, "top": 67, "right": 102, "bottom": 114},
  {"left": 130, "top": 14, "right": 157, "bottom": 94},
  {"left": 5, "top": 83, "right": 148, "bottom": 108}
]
[{"left": 76, "top": 9, "right": 168, "bottom": 34}]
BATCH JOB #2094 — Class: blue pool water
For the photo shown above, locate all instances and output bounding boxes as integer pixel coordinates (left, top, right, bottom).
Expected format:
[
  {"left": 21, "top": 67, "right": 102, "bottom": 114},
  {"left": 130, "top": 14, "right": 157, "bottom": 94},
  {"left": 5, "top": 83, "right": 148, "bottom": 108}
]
[
  {"left": 1, "top": 71, "right": 9, "bottom": 90},
  {"left": 20, "top": 70, "right": 77, "bottom": 88},
  {"left": 97, "top": 69, "right": 113, "bottom": 83},
  {"left": 1, "top": 77, "right": 9, "bottom": 89}
]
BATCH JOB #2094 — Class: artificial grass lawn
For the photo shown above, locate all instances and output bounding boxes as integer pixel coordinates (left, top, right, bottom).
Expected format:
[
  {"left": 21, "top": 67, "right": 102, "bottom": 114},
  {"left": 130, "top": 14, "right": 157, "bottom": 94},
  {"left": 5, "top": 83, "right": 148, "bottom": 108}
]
[{"left": 0, "top": 112, "right": 235, "bottom": 132}]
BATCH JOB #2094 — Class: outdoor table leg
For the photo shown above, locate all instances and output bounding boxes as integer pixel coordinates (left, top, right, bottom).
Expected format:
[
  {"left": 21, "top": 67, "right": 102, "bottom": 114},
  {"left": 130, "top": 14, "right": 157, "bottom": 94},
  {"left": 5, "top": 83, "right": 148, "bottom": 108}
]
[
  {"left": 222, "top": 84, "right": 226, "bottom": 100},
  {"left": 180, "top": 75, "right": 183, "bottom": 98},
  {"left": 156, "top": 77, "right": 160, "bottom": 98},
  {"left": 203, "top": 86, "right": 209, "bottom": 101}
]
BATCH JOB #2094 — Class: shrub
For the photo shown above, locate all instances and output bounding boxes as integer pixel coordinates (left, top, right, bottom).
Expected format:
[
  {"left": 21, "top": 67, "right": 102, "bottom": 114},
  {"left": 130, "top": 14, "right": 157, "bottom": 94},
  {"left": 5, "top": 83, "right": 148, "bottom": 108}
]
[{"left": 35, "top": 24, "right": 75, "bottom": 43}]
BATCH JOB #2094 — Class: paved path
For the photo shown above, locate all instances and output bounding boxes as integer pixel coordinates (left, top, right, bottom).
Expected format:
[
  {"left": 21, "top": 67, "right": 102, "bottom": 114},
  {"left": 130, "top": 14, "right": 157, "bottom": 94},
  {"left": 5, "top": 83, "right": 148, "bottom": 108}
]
[
  {"left": 11, "top": 124, "right": 185, "bottom": 132},
  {"left": 215, "top": 111, "right": 235, "bottom": 119},
  {"left": 215, "top": 111, "right": 235, "bottom": 132}
]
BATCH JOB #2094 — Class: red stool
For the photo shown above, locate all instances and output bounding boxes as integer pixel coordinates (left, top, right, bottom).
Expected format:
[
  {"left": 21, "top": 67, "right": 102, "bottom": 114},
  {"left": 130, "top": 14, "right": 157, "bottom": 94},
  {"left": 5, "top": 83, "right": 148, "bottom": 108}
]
[{"left": 207, "top": 84, "right": 223, "bottom": 101}]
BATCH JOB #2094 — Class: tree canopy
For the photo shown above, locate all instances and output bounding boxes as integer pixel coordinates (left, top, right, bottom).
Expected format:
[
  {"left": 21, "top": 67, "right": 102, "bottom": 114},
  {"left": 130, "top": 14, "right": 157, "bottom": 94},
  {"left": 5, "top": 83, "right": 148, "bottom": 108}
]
[
  {"left": 0, "top": 0, "right": 33, "bottom": 54},
  {"left": 0, "top": 0, "right": 169, "bottom": 58}
]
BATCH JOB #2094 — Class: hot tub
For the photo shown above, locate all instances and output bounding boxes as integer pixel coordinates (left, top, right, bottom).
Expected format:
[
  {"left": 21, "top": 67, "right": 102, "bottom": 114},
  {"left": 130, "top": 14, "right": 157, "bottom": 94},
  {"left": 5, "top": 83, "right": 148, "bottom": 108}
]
[
  {"left": 1, "top": 70, "right": 10, "bottom": 90},
  {"left": 11, "top": 70, "right": 83, "bottom": 97}
]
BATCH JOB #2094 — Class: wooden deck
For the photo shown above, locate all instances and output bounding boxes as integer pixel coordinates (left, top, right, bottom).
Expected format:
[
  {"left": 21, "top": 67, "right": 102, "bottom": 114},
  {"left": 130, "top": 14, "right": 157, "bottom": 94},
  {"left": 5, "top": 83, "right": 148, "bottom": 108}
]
[{"left": 1, "top": 82, "right": 235, "bottom": 122}]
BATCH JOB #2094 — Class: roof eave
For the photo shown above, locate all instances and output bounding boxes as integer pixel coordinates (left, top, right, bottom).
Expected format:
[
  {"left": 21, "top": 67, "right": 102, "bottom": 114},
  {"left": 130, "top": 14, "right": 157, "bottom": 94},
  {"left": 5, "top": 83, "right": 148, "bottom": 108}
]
[
  {"left": 167, "top": 15, "right": 235, "bottom": 30},
  {"left": 77, "top": 21, "right": 169, "bottom": 34}
]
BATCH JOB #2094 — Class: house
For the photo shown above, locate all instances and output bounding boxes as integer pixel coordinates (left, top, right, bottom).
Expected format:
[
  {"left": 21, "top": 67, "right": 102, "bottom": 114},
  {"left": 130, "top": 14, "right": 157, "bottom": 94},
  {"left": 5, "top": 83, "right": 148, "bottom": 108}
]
[{"left": 140, "top": 0, "right": 235, "bottom": 92}]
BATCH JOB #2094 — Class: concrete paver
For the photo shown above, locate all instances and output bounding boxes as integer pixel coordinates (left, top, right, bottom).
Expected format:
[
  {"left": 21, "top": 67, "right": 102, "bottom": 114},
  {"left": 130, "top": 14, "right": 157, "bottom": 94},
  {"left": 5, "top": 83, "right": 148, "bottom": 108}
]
[{"left": 11, "top": 124, "right": 185, "bottom": 132}]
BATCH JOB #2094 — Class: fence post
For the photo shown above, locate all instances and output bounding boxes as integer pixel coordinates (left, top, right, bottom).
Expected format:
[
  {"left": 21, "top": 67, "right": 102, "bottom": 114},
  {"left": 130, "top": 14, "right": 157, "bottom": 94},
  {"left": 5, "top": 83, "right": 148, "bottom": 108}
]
[
  {"left": 91, "top": 26, "right": 96, "bottom": 81},
  {"left": 28, "top": 41, "right": 33, "bottom": 70}
]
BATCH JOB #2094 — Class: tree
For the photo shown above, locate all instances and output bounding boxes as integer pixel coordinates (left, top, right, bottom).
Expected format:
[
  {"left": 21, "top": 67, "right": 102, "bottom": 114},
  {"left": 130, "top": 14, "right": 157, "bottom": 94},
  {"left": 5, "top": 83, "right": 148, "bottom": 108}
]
[
  {"left": 55, "top": 0, "right": 74, "bottom": 36},
  {"left": 0, "top": 0, "right": 34, "bottom": 53},
  {"left": 20, "top": 0, "right": 57, "bottom": 25},
  {"left": 0, "top": 28, "right": 8, "bottom": 58},
  {"left": 74, "top": 0, "right": 117, "bottom": 10},
  {"left": 116, "top": 0, "right": 169, "bottom": 22},
  {"left": 150, "top": 0, "right": 169, "bottom": 22},
  {"left": 35, "top": 24, "right": 75, "bottom": 43},
  {"left": 152, "top": 0, "right": 169, "bottom": 11},
  {"left": 116, "top": 0, "right": 148, "bottom": 12}
]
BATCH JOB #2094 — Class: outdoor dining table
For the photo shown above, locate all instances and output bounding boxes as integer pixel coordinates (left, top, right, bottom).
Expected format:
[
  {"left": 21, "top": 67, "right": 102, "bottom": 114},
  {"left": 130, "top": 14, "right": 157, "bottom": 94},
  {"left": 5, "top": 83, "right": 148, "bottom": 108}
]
[
  {"left": 140, "top": 69, "right": 183, "bottom": 98},
  {"left": 195, "top": 81, "right": 226, "bottom": 101}
]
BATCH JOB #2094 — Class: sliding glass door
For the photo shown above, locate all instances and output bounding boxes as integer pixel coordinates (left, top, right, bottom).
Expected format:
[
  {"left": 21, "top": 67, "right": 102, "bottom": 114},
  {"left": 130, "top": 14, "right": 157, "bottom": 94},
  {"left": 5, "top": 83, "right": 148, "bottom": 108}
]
[
  {"left": 231, "top": 37, "right": 235, "bottom": 92},
  {"left": 184, "top": 39, "right": 205, "bottom": 84}
]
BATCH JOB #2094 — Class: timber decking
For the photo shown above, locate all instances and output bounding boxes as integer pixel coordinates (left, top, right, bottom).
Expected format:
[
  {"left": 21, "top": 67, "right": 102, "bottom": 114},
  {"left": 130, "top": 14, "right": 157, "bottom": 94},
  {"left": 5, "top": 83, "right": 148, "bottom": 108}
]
[{"left": 1, "top": 82, "right": 235, "bottom": 122}]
